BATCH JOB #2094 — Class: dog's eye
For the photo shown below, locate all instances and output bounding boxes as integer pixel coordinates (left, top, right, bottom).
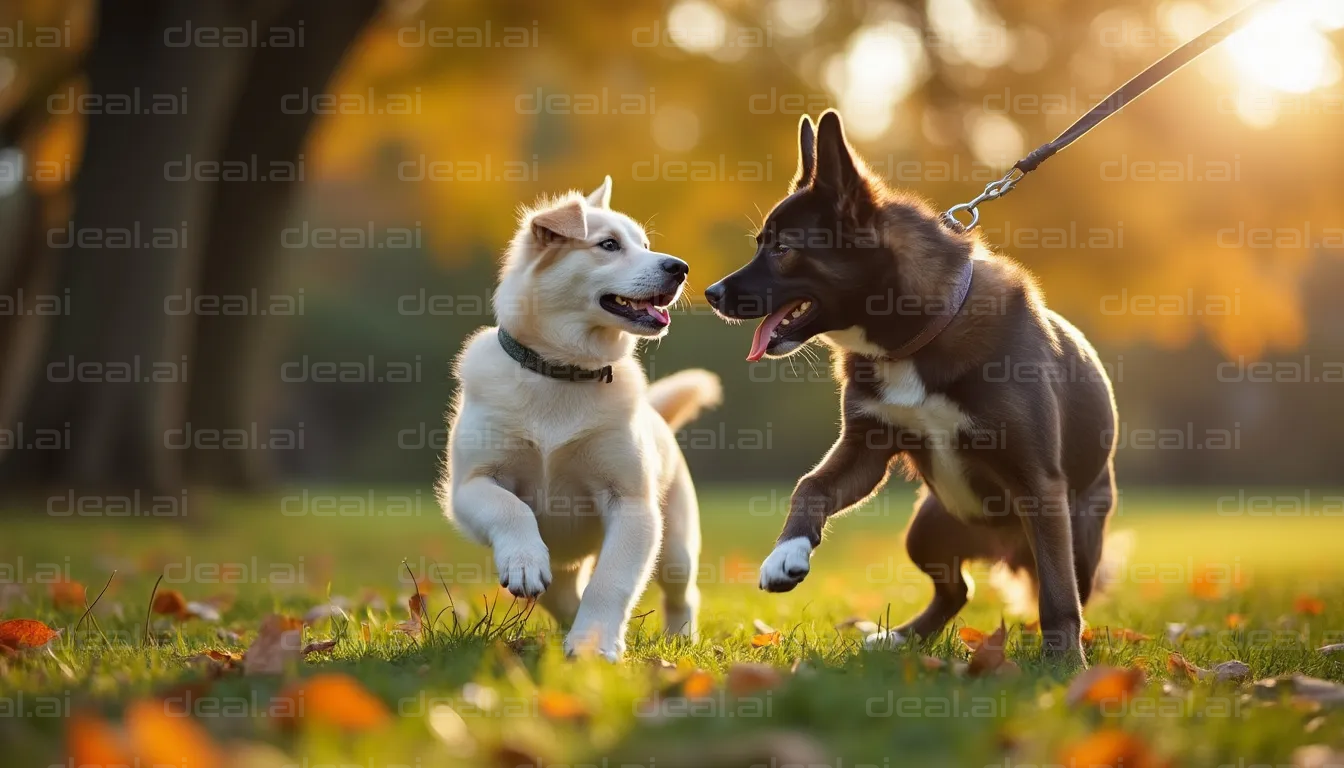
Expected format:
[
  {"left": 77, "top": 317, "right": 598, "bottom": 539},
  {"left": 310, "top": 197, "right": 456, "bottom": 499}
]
[
  {"left": 597, "top": 238, "right": 621, "bottom": 252},
  {"left": 771, "top": 243, "right": 791, "bottom": 257}
]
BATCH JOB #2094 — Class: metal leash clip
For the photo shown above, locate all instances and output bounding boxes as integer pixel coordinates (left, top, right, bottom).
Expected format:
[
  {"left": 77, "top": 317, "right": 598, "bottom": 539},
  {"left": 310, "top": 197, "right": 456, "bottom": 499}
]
[{"left": 941, "top": 167, "right": 1024, "bottom": 232}]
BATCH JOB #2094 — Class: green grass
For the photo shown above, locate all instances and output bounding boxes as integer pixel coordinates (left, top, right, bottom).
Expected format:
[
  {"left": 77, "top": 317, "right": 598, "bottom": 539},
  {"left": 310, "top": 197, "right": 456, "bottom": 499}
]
[{"left": 3, "top": 485, "right": 1344, "bottom": 766}]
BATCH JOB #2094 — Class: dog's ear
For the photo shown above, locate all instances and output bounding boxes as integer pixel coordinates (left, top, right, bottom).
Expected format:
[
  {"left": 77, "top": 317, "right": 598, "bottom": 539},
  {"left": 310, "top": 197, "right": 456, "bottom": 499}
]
[
  {"left": 531, "top": 199, "right": 588, "bottom": 245},
  {"left": 585, "top": 175, "right": 612, "bottom": 209},
  {"left": 792, "top": 115, "right": 816, "bottom": 191},
  {"left": 814, "top": 110, "right": 876, "bottom": 220}
]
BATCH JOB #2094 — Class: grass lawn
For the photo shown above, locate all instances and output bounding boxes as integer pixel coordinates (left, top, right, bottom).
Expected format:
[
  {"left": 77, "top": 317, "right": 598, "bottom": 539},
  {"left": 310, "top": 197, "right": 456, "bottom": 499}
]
[{"left": 3, "top": 485, "right": 1344, "bottom": 767}]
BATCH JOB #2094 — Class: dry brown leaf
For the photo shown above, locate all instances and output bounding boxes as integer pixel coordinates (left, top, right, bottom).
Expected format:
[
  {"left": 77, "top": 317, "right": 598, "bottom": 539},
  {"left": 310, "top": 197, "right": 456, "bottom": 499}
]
[
  {"left": 966, "top": 621, "right": 1007, "bottom": 678},
  {"left": 125, "top": 699, "right": 223, "bottom": 768},
  {"left": 751, "top": 631, "right": 781, "bottom": 648},
  {"left": 1319, "top": 643, "right": 1344, "bottom": 655},
  {"left": 0, "top": 618, "right": 61, "bottom": 649},
  {"left": 302, "top": 639, "right": 338, "bottom": 656},
  {"left": 727, "top": 663, "right": 781, "bottom": 696},
  {"left": 51, "top": 580, "right": 87, "bottom": 610},
  {"left": 1167, "top": 652, "right": 1206, "bottom": 682},
  {"left": 242, "top": 615, "right": 303, "bottom": 676},
  {"left": 1226, "top": 613, "right": 1246, "bottom": 629},
  {"left": 1294, "top": 596, "right": 1326, "bottom": 616},
  {"left": 1067, "top": 666, "right": 1146, "bottom": 706},
  {"left": 835, "top": 617, "right": 880, "bottom": 634},
  {"left": 1058, "top": 729, "right": 1162, "bottom": 768},
  {"left": 276, "top": 674, "right": 391, "bottom": 731},
  {"left": 1253, "top": 675, "right": 1344, "bottom": 708},
  {"left": 537, "top": 690, "right": 590, "bottom": 720},
  {"left": 152, "top": 590, "right": 191, "bottom": 619},
  {"left": 395, "top": 595, "right": 425, "bottom": 637}
]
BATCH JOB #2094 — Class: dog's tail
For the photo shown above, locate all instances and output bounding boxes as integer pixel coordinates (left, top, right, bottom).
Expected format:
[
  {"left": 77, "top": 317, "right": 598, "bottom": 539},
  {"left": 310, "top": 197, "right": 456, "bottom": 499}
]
[
  {"left": 988, "top": 529, "right": 1135, "bottom": 617},
  {"left": 647, "top": 369, "right": 722, "bottom": 431}
]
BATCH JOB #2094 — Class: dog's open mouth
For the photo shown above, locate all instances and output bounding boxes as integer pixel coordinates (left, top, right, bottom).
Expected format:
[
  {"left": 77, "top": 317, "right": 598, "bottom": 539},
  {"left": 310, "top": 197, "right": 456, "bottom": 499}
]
[
  {"left": 747, "top": 298, "right": 816, "bottom": 361},
  {"left": 600, "top": 293, "right": 676, "bottom": 330}
]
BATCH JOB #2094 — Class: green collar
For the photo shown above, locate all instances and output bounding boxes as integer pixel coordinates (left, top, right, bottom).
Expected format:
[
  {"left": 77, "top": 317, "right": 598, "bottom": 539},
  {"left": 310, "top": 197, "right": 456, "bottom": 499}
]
[{"left": 497, "top": 328, "right": 614, "bottom": 383}]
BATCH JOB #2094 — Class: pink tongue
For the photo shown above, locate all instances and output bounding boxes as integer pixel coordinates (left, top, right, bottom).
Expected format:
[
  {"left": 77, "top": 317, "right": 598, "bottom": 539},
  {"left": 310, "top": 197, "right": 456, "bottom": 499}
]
[
  {"left": 747, "top": 301, "right": 802, "bottom": 362},
  {"left": 649, "top": 306, "right": 670, "bottom": 325}
]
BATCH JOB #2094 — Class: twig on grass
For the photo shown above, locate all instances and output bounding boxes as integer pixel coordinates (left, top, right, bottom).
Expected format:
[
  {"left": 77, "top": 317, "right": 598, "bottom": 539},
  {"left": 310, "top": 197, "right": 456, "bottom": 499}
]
[
  {"left": 143, "top": 573, "right": 164, "bottom": 648},
  {"left": 74, "top": 570, "right": 116, "bottom": 645}
]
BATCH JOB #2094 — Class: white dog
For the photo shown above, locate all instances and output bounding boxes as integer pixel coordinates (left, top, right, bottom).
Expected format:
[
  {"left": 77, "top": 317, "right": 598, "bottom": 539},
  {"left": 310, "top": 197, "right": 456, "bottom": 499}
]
[{"left": 438, "top": 177, "right": 720, "bottom": 660}]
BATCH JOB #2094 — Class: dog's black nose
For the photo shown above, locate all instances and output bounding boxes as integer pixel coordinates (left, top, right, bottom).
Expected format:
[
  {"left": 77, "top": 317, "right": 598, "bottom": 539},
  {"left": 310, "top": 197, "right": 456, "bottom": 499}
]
[
  {"left": 704, "top": 282, "right": 725, "bottom": 309},
  {"left": 661, "top": 258, "right": 689, "bottom": 278}
]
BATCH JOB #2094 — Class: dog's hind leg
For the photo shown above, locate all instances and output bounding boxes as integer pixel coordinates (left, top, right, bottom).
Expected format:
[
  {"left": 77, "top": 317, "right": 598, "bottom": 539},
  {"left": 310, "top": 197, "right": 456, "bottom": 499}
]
[
  {"left": 1071, "top": 461, "right": 1115, "bottom": 607},
  {"left": 890, "top": 488, "right": 999, "bottom": 641},
  {"left": 539, "top": 557, "right": 592, "bottom": 628},
  {"left": 656, "top": 471, "right": 701, "bottom": 638}
]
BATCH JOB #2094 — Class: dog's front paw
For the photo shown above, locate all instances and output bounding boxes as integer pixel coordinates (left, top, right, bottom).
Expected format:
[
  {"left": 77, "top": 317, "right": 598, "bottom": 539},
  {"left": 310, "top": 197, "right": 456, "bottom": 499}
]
[
  {"left": 494, "top": 544, "right": 551, "bottom": 599},
  {"left": 759, "top": 537, "right": 813, "bottom": 592},
  {"left": 563, "top": 624, "right": 625, "bottom": 662}
]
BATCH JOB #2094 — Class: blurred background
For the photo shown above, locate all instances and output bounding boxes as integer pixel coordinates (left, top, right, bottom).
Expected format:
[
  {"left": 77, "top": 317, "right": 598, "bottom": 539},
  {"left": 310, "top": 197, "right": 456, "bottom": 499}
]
[{"left": 1, "top": 0, "right": 1342, "bottom": 498}]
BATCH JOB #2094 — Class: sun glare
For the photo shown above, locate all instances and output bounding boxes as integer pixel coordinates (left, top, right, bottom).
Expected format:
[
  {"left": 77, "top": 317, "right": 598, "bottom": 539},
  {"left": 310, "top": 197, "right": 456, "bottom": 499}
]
[{"left": 1224, "top": 0, "right": 1341, "bottom": 94}]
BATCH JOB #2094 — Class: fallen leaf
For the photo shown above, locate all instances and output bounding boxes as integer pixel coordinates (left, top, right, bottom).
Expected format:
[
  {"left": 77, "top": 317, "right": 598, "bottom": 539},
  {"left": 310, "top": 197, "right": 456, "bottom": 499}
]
[
  {"left": 66, "top": 712, "right": 130, "bottom": 766},
  {"left": 276, "top": 674, "right": 391, "bottom": 731},
  {"left": 1319, "top": 643, "right": 1344, "bottom": 655},
  {"left": 184, "top": 602, "right": 221, "bottom": 622},
  {"left": 726, "top": 663, "right": 781, "bottom": 696},
  {"left": 966, "top": 622, "right": 1007, "bottom": 678},
  {"left": 242, "top": 615, "right": 303, "bottom": 675},
  {"left": 751, "top": 632, "right": 781, "bottom": 648},
  {"left": 303, "top": 603, "right": 349, "bottom": 624},
  {"left": 1067, "top": 666, "right": 1146, "bottom": 706},
  {"left": 752, "top": 619, "right": 776, "bottom": 634},
  {"left": 958, "top": 626, "right": 987, "bottom": 651},
  {"left": 1058, "top": 729, "right": 1161, "bottom": 768},
  {"left": 537, "top": 690, "right": 589, "bottom": 720},
  {"left": 1225, "top": 613, "right": 1246, "bottom": 629},
  {"left": 683, "top": 670, "right": 716, "bottom": 698},
  {"left": 1211, "top": 660, "right": 1251, "bottom": 683},
  {"left": 302, "top": 639, "right": 338, "bottom": 656},
  {"left": 152, "top": 590, "right": 191, "bottom": 619},
  {"left": 1253, "top": 675, "right": 1344, "bottom": 708},
  {"left": 125, "top": 699, "right": 223, "bottom": 768},
  {"left": 1165, "top": 622, "right": 1186, "bottom": 643},
  {"left": 51, "top": 580, "right": 87, "bottom": 610},
  {"left": 395, "top": 595, "right": 425, "bottom": 637},
  {"left": 1167, "top": 652, "right": 1206, "bottom": 682},
  {"left": 920, "top": 655, "right": 947, "bottom": 671},
  {"left": 1083, "top": 626, "right": 1150, "bottom": 645},
  {"left": 0, "top": 618, "right": 61, "bottom": 649},
  {"left": 1294, "top": 596, "right": 1326, "bottom": 616}
]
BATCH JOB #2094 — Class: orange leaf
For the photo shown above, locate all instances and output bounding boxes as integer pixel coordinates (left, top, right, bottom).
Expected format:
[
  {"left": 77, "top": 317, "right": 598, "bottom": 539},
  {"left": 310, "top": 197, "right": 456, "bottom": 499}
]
[
  {"left": 1226, "top": 613, "right": 1246, "bottom": 629},
  {"left": 1059, "top": 729, "right": 1162, "bottom": 768},
  {"left": 152, "top": 590, "right": 191, "bottom": 619},
  {"left": 242, "top": 615, "right": 303, "bottom": 676},
  {"left": 1294, "top": 596, "right": 1325, "bottom": 616},
  {"left": 966, "top": 621, "right": 1007, "bottom": 677},
  {"left": 275, "top": 674, "right": 391, "bottom": 732},
  {"left": 51, "top": 580, "right": 87, "bottom": 610},
  {"left": 125, "top": 699, "right": 222, "bottom": 768},
  {"left": 750, "top": 631, "right": 781, "bottom": 647},
  {"left": 537, "top": 690, "right": 590, "bottom": 720},
  {"left": 1066, "top": 666, "right": 1146, "bottom": 706},
  {"left": 66, "top": 712, "right": 130, "bottom": 766},
  {"left": 1167, "top": 652, "right": 1205, "bottom": 682},
  {"left": 958, "top": 626, "right": 987, "bottom": 650},
  {"left": 0, "top": 618, "right": 61, "bottom": 649},
  {"left": 682, "top": 669, "right": 716, "bottom": 698},
  {"left": 726, "top": 663, "right": 781, "bottom": 696}
]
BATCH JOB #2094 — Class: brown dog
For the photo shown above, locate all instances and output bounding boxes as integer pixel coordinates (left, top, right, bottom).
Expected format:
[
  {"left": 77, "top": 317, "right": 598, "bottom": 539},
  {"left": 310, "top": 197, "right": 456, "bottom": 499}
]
[{"left": 705, "top": 111, "right": 1118, "bottom": 665}]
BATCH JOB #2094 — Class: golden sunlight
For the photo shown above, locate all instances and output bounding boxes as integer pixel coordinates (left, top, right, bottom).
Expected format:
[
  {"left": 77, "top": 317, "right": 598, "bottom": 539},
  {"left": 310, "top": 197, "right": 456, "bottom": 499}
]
[{"left": 1223, "top": 0, "right": 1341, "bottom": 95}]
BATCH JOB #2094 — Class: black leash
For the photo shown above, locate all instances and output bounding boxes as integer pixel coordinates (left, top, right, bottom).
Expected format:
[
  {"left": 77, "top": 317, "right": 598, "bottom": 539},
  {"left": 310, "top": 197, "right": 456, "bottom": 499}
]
[{"left": 942, "top": 0, "right": 1277, "bottom": 232}]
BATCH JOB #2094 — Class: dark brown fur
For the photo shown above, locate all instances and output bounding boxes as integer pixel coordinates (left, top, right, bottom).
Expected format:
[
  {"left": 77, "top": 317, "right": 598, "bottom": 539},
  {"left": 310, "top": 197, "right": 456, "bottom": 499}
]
[{"left": 705, "top": 112, "right": 1118, "bottom": 664}]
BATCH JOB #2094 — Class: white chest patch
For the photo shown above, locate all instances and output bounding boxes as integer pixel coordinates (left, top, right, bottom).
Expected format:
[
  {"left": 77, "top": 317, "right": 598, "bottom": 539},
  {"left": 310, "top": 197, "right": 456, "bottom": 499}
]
[{"left": 858, "top": 359, "right": 982, "bottom": 521}]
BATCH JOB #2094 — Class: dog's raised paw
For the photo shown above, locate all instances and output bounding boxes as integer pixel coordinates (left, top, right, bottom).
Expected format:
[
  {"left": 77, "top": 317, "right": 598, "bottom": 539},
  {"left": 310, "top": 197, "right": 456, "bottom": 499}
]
[
  {"left": 494, "top": 545, "right": 551, "bottom": 598},
  {"left": 759, "top": 537, "right": 813, "bottom": 592}
]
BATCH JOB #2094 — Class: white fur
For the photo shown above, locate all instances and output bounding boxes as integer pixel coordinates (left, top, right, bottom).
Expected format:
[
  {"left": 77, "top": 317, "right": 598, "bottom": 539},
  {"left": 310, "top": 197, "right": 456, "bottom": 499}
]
[
  {"left": 759, "top": 536, "right": 813, "bottom": 591},
  {"left": 825, "top": 327, "right": 982, "bottom": 521},
  {"left": 439, "top": 179, "right": 717, "bottom": 661}
]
